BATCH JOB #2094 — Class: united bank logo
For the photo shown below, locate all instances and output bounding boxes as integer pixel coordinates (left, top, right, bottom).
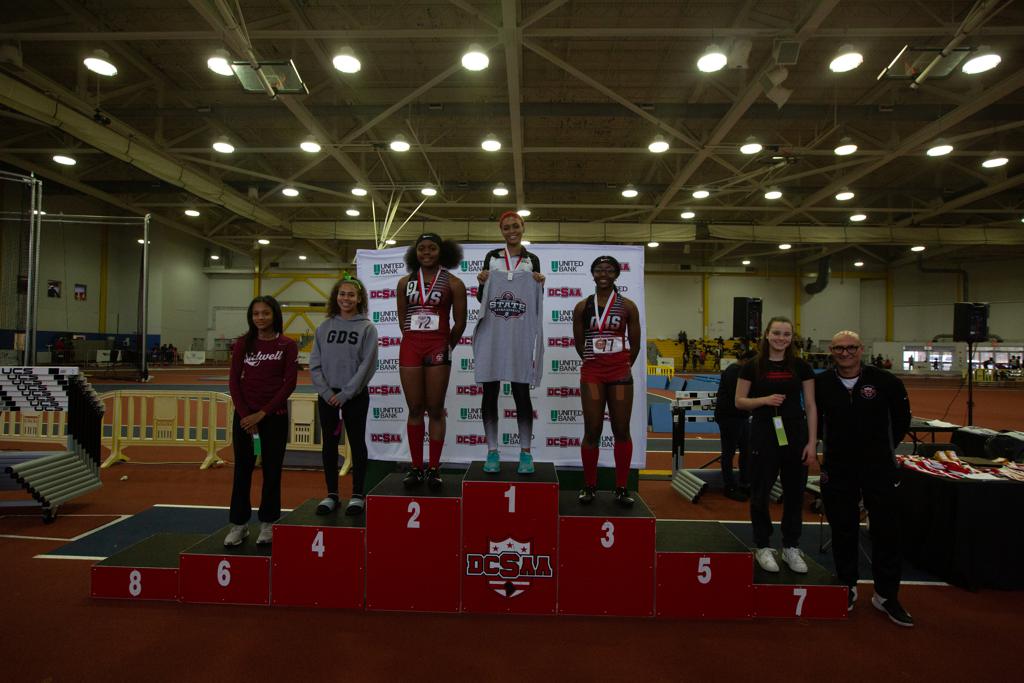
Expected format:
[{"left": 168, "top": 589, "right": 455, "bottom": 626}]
[
  {"left": 372, "top": 262, "right": 405, "bottom": 277},
  {"left": 372, "top": 310, "right": 400, "bottom": 324},
  {"left": 468, "top": 309, "right": 481, "bottom": 322},
  {"left": 459, "top": 357, "right": 475, "bottom": 372},
  {"left": 459, "top": 407, "right": 483, "bottom": 422},
  {"left": 488, "top": 291, "right": 527, "bottom": 320},
  {"left": 550, "top": 359, "right": 583, "bottom": 374},
  {"left": 372, "top": 407, "right": 405, "bottom": 421},
  {"left": 377, "top": 358, "right": 400, "bottom": 373},
  {"left": 550, "top": 259, "right": 585, "bottom": 273},
  {"left": 465, "top": 538, "right": 554, "bottom": 599},
  {"left": 549, "top": 409, "right": 583, "bottom": 423},
  {"left": 460, "top": 259, "right": 485, "bottom": 273},
  {"left": 501, "top": 433, "right": 521, "bottom": 446},
  {"left": 550, "top": 309, "right": 573, "bottom": 324}
]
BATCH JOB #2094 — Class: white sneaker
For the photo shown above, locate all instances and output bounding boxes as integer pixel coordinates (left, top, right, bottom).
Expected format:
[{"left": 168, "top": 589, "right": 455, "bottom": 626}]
[
  {"left": 755, "top": 547, "right": 780, "bottom": 573},
  {"left": 782, "top": 547, "right": 809, "bottom": 573},
  {"left": 223, "top": 524, "right": 248, "bottom": 547},
  {"left": 256, "top": 522, "right": 273, "bottom": 546}
]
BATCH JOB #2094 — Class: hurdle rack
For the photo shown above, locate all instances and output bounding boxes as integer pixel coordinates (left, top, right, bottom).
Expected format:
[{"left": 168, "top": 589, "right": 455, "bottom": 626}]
[{"left": 1, "top": 367, "right": 104, "bottom": 522}]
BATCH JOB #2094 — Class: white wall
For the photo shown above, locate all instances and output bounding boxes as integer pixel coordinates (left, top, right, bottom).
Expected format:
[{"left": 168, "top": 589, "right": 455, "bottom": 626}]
[
  {"left": 707, "top": 274, "right": 793, "bottom": 338},
  {"left": 859, "top": 278, "right": 887, "bottom": 343},
  {"left": 799, "top": 275, "right": 860, "bottom": 345},
  {"left": 643, "top": 274, "right": 702, "bottom": 338},
  {"left": 150, "top": 225, "right": 210, "bottom": 350}
]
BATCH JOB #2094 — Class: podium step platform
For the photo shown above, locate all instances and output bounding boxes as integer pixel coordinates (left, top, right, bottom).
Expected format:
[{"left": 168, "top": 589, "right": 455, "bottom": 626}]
[
  {"left": 91, "top": 533, "right": 204, "bottom": 601},
  {"left": 461, "top": 461, "right": 559, "bottom": 615},
  {"left": 366, "top": 472, "right": 463, "bottom": 612},
  {"left": 655, "top": 520, "right": 753, "bottom": 619},
  {"left": 179, "top": 524, "right": 272, "bottom": 606},
  {"left": 752, "top": 554, "right": 848, "bottom": 619},
  {"left": 271, "top": 498, "right": 366, "bottom": 609},
  {"left": 557, "top": 491, "right": 656, "bottom": 617}
]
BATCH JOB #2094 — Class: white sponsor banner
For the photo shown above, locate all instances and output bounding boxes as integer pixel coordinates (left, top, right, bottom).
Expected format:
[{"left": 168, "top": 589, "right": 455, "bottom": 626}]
[
  {"left": 184, "top": 350, "right": 206, "bottom": 365},
  {"left": 358, "top": 244, "right": 646, "bottom": 468}
]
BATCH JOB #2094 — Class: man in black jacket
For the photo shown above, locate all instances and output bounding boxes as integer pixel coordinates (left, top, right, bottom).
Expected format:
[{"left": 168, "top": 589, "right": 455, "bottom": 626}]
[
  {"left": 815, "top": 330, "right": 913, "bottom": 627},
  {"left": 715, "top": 351, "right": 754, "bottom": 501}
]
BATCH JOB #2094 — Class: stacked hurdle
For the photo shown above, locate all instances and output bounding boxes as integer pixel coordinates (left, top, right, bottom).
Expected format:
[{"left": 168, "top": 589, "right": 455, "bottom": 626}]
[
  {"left": 0, "top": 367, "right": 104, "bottom": 522},
  {"left": 670, "top": 391, "right": 719, "bottom": 502}
]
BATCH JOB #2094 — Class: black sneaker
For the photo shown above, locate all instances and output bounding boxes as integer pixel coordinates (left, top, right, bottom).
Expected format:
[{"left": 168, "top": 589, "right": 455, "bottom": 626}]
[
  {"left": 847, "top": 586, "right": 858, "bottom": 613},
  {"left": 614, "top": 487, "right": 635, "bottom": 507},
  {"left": 871, "top": 593, "right": 913, "bottom": 627},
  {"left": 316, "top": 495, "right": 339, "bottom": 515},
  {"left": 577, "top": 485, "right": 596, "bottom": 504},
  {"left": 345, "top": 495, "right": 365, "bottom": 516},
  {"left": 724, "top": 486, "right": 749, "bottom": 502},
  {"left": 403, "top": 466, "right": 423, "bottom": 489},
  {"left": 425, "top": 467, "right": 443, "bottom": 490}
]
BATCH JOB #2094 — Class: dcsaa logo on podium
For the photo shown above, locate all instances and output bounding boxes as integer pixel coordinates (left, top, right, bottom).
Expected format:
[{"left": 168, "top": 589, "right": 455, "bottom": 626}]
[{"left": 465, "top": 538, "right": 554, "bottom": 598}]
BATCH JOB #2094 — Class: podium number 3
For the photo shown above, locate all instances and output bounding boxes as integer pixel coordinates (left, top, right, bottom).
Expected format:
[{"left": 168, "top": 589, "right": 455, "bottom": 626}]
[
  {"left": 697, "top": 557, "right": 712, "bottom": 584},
  {"left": 407, "top": 501, "right": 421, "bottom": 528},
  {"left": 128, "top": 569, "right": 142, "bottom": 596},
  {"left": 793, "top": 587, "right": 807, "bottom": 616},
  {"left": 504, "top": 485, "right": 516, "bottom": 513},
  {"left": 600, "top": 521, "right": 615, "bottom": 548}
]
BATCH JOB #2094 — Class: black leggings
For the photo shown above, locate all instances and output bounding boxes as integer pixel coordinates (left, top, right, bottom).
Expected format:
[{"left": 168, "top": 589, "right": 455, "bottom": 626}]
[
  {"left": 749, "top": 417, "right": 808, "bottom": 548},
  {"left": 229, "top": 412, "right": 288, "bottom": 525},
  {"left": 317, "top": 389, "right": 370, "bottom": 497},
  {"left": 481, "top": 381, "right": 533, "bottom": 451}
]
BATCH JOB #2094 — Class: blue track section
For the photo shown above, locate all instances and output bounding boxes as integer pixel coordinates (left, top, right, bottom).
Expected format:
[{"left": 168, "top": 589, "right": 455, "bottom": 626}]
[{"left": 48, "top": 506, "right": 228, "bottom": 558}]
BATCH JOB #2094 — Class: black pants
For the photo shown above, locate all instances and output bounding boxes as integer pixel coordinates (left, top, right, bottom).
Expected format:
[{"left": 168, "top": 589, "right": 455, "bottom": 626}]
[
  {"left": 317, "top": 390, "right": 370, "bottom": 497},
  {"left": 717, "top": 416, "right": 750, "bottom": 488},
  {"left": 229, "top": 412, "right": 288, "bottom": 525},
  {"left": 749, "top": 417, "right": 808, "bottom": 548},
  {"left": 822, "top": 459, "right": 903, "bottom": 599}
]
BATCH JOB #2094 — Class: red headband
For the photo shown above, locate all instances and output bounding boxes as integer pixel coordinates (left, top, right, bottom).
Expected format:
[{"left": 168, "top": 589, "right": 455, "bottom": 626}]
[{"left": 498, "top": 210, "right": 524, "bottom": 227}]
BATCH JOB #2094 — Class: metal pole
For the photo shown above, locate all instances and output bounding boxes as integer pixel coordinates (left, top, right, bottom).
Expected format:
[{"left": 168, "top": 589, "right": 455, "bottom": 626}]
[
  {"left": 22, "top": 177, "right": 37, "bottom": 366},
  {"left": 25, "top": 177, "right": 43, "bottom": 366},
  {"left": 141, "top": 214, "right": 150, "bottom": 381}
]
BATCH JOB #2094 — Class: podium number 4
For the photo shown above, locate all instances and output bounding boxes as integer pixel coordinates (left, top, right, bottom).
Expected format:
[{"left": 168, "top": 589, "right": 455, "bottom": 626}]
[
  {"left": 311, "top": 530, "right": 325, "bottom": 557},
  {"left": 697, "top": 557, "right": 712, "bottom": 584},
  {"left": 793, "top": 587, "right": 807, "bottom": 616},
  {"left": 407, "top": 501, "right": 421, "bottom": 528}
]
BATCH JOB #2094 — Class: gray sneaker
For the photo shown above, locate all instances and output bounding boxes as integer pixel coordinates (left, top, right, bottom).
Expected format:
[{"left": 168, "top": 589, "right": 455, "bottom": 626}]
[
  {"left": 223, "top": 524, "right": 248, "bottom": 547},
  {"left": 256, "top": 522, "right": 273, "bottom": 546}
]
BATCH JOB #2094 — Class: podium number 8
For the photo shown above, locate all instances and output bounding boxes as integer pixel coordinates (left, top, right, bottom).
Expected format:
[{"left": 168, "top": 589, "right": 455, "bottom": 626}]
[
  {"left": 697, "top": 557, "right": 712, "bottom": 584},
  {"left": 793, "top": 587, "right": 807, "bottom": 616},
  {"left": 217, "top": 560, "right": 231, "bottom": 587},
  {"left": 407, "top": 501, "right": 421, "bottom": 528},
  {"left": 600, "top": 521, "right": 615, "bottom": 548},
  {"left": 128, "top": 569, "right": 142, "bottom": 596}
]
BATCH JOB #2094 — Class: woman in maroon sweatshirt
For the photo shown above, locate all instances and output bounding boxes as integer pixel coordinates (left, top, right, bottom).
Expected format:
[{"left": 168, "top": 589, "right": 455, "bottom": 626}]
[{"left": 225, "top": 296, "right": 298, "bottom": 547}]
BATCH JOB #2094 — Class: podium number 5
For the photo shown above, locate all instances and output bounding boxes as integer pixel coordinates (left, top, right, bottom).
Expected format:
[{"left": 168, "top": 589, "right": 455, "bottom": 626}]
[
  {"left": 793, "top": 587, "right": 807, "bottom": 616},
  {"left": 407, "top": 501, "right": 421, "bottom": 528},
  {"left": 504, "top": 485, "right": 516, "bottom": 513},
  {"left": 600, "top": 521, "right": 615, "bottom": 548},
  {"left": 697, "top": 557, "right": 712, "bottom": 584}
]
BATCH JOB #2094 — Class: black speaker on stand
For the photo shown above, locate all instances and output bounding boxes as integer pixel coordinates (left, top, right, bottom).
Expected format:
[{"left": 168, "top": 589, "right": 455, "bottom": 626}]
[
  {"left": 732, "top": 297, "right": 762, "bottom": 340},
  {"left": 953, "top": 302, "right": 990, "bottom": 426}
]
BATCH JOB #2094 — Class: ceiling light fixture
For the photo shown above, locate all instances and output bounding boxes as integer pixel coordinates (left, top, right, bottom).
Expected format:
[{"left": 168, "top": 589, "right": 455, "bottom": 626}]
[
  {"left": 692, "top": 188, "right": 710, "bottom": 199},
  {"left": 389, "top": 134, "right": 410, "bottom": 152},
  {"left": 52, "top": 154, "right": 77, "bottom": 166},
  {"left": 461, "top": 44, "right": 489, "bottom": 71},
  {"left": 697, "top": 44, "right": 727, "bottom": 73},
  {"left": 981, "top": 156, "right": 1008, "bottom": 169},
  {"left": 829, "top": 44, "right": 863, "bottom": 73},
  {"left": 853, "top": 261, "right": 864, "bottom": 267},
  {"left": 835, "top": 188, "right": 855, "bottom": 201},
  {"left": 421, "top": 184, "right": 438, "bottom": 197},
  {"left": 680, "top": 210, "right": 696, "bottom": 220},
  {"left": 282, "top": 187, "right": 299, "bottom": 197},
  {"left": 492, "top": 182, "right": 509, "bottom": 197},
  {"left": 778, "top": 243, "right": 792, "bottom": 250},
  {"left": 962, "top": 48, "right": 1001, "bottom": 75},
  {"left": 346, "top": 208, "right": 360, "bottom": 217},
  {"left": 207, "top": 49, "right": 233, "bottom": 76},
  {"left": 740, "top": 136, "right": 762, "bottom": 155},
  {"left": 298, "top": 254, "right": 307, "bottom": 261},
  {"left": 210, "top": 254, "right": 220, "bottom": 260},
  {"left": 300, "top": 137, "right": 321, "bottom": 153},
  {"left": 850, "top": 213, "right": 867, "bottom": 222},
  {"left": 742, "top": 259, "right": 752, "bottom": 265},
  {"left": 910, "top": 245, "right": 926, "bottom": 252},
  {"left": 351, "top": 186, "right": 368, "bottom": 197},
  {"left": 84, "top": 49, "right": 118, "bottom": 77},
  {"left": 764, "top": 188, "right": 783, "bottom": 200},
  {"left": 257, "top": 239, "right": 270, "bottom": 245},
  {"left": 834, "top": 137, "right": 858, "bottom": 156},
  {"left": 926, "top": 140, "right": 953, "bottom": 157},
  {"left": 516, "top": 208, "right": 531, "bottom": 217},
  {"left": 621, "top": 184, "right": 639, "bottom": 198},
  {"left": 184, "top": 209, "right": 201, "bottom": 217},
  {"left": 332, "top": 46, "right": 361, "bottom": 74},
  {"left": 212, "top": 136, "right": 234, "bottom": 154},
  {"left": 647, "top": 240, "right": 660, "bottom": 248},
  {"left": 481, "top": 134, "right": 502, "bottom": 152},
  {"left": 385, "top": 239, "right": 397, "bottom": 245},
  {"left": 648, "top": 134, "right": 670, "bottom": 154}
]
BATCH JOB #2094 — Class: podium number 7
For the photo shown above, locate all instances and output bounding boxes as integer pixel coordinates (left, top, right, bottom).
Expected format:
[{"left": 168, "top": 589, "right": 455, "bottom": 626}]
[{"left": 793, "top": 587, "right": 807, "bottom": 616}]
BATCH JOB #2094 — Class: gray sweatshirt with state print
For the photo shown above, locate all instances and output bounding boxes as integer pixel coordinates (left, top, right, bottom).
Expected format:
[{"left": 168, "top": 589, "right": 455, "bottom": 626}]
[{"left": 309, "top": 314, "right": 378, "bottom": 403}]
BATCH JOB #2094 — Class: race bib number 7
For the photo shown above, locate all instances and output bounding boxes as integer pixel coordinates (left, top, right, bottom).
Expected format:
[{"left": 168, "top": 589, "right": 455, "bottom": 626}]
[{"left": 593, "top": 336, "right": 625, "bottom": 354}]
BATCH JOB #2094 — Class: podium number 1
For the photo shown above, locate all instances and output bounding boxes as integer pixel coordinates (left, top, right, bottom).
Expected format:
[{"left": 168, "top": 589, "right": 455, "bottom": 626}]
[
  {"left": 407, "top": 501, "right": 421, "bottom": 528},
  {"left": 697, "top": 557, "right": 712, "bottom": 584},
  {"left": 504, "top": 485, "right": 516, "bottom": 513},
  {"left": 793, "top": 587, "right": 807, "bottom": 616}
]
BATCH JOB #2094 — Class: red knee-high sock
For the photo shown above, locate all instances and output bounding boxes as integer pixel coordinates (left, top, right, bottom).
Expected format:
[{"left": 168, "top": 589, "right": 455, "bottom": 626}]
[
  {"left": 581, "top": 446, "right": 599, "bottom": 487},
  {"left": 428, "top": 439, "right": 444, "bottom": 469},
  {"left": 613, "top": 439, "right": 633, "bottom": 488},
  {"left": 407, "top": 423, "right": 425, "bottom": 469}
]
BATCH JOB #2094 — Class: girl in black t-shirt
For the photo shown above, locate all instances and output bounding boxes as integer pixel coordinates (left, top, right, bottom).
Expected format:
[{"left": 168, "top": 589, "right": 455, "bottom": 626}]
[{"left": 735, "top": 316, "right": 817, "bottom": 575}]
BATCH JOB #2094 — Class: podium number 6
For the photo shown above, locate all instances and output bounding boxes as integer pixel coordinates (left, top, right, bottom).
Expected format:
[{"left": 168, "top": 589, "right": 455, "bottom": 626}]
[
  {"left": 793, "top": 587, "right": 807, "bottom": 616},
  {"left": 407, "top": 501, "right": 421, "bottom": 528},
  {"left": 504, "top": 485, "right": 516, "bottom": 513},
  {"left": 697, "top": 557, "right": 712, "bottom": 584},
  {"left": 600, "top": 521, "right": 615, "bottom": 548},
  {"left": 217, "top": 560, "right": 231, "bottom": 587}
]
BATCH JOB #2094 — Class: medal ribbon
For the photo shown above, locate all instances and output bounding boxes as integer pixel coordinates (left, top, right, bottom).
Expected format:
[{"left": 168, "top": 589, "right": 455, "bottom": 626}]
[
  {"left": 417, "top": 268, "right": 439, "bottom": 305},
  {"left": 503, "top": 247, "right": 524, "bottom": 273},
  {"left": 593, "top": 291, "right": 617, "bottom": 333}
]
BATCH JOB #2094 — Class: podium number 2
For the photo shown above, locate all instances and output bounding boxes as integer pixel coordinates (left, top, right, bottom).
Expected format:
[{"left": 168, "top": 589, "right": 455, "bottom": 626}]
[
  {"left": 697, "top": 557, "right": 712, "bottom": 584},
  {"left": 311, "top": 530, "right": 325, "bottom": 557},
  {"left": 793, "top": 587, "right": 807, "bottom": 616},
  {"left": 128, "top": 569, "right": 142, "bottom": 596},
  {"left": 504, "top": 485, "right": 516, "bottom": 513},
  {"left": 217, "top": 560, "right": 231, "bottom": 587},
  {"left": 600, "top": 521, "right": 615, "bottom": 548},
  {"left": 407, "top": 501, "right": 421, "bottom": 528}
]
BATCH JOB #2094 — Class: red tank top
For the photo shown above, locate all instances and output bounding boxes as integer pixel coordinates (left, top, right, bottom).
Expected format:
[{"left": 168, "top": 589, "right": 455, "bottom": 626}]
[
  {"left": 403, "top": 268, "right": 454, "bottom": 334},
  {"left": 581, "top": 291, "right": 631, "bottom": 368}
]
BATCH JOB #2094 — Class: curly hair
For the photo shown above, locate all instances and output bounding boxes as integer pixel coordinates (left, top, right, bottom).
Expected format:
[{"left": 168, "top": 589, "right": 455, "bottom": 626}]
[
  {"left": 326, "top": 274, "right": 368, "bottom": 317},
  {"left": 403, "top": 233, "right": 463, "bottom": 272}
]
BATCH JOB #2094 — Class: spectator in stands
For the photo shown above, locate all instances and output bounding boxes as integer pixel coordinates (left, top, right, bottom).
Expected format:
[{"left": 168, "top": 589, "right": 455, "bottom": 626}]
[
  {"left": 815, "top": 330, "right": 913, "bottom": 626},
  {"left": 225, "top": 295, "right": 298, "bottom": 548},
  {"left": 53, "top": 336, "right": 66, "bottom": 363},
  {"left": 715, "top": 351, "right": 754, "bottom": 501},
  {"left": 883, "top": 357, "right": 892, "bottom": 370}
]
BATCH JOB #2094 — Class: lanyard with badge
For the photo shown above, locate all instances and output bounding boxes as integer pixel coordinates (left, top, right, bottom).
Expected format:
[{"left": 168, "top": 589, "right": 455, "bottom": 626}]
[
  {"left": 503, "top": 247, "right": 524, "bottom": 282},
  {"left": 412, "top": 268, "right": 441, "bottom": 331},
  {"left": 592, "top": 290, "right": 625, "bottom": 354},
  {"left": 770, "top": 363, "right": 789, "bottom": 446}
]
